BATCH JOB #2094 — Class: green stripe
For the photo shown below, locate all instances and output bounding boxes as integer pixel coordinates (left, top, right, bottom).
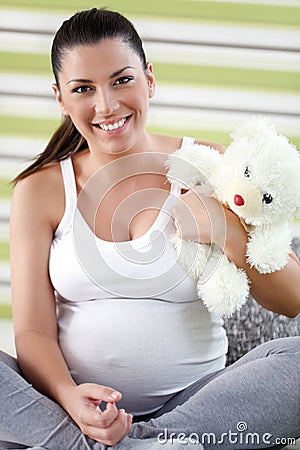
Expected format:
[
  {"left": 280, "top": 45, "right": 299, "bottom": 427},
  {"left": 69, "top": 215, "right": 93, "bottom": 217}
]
[
  {"left": 0, "top": 242, "right": 10, "bottom": 261},
  {"left": 0, "top": 52, "right": 51, "bottom": 76},
  {"left": 157, "top": 64, "right": 300, "bottom": 93},
  {"left": 0, "top": 1, "right": 299, "bottom": 27},
  {"left": 0, "top": 178, "right": 13, "bottom": 199},
  {"left": 0, "top": 115, "right": 60, "bottom": 138},
  {"left": 147, "top": 127, "right": 300, "bottom": 150},
  {"left": 0, "top": 304, "right": 12, "bottom": 320},
  {"left": 1, "top": 53, "right": 299, "bottom": 93},
  {"left": 147, "top": 126, "right": 230, "bottom": 146},
  {"left": 0, "top": 116, "right": 299, "bottom": 149},
  {"left": 105, "top": 1, "right": 300, "bottom": 27}
]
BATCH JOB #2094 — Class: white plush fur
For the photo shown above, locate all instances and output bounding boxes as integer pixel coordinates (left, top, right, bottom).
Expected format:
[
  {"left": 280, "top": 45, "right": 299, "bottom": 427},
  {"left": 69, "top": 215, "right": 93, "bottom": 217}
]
[{"left": 166, "top": 117, "right": 300, "bottom": 317}]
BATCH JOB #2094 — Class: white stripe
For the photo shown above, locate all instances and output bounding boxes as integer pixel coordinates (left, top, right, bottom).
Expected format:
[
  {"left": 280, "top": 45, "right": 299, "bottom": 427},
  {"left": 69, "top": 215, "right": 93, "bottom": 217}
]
[
  {"left": 0, "top": 319, "right": 15, "bottom": 357},
  {"left": 0, "top": 263, "right": 10, "bottom": 283},
  {"left": 2, "top": 81, "right": 300, "bottom": 118},
  {"left": 1, "top": 96, "right": 59, "bottom": 119},
  {"left": 2, "top": 32, "right": 300, "bottom": 72},
  {"left": 1, "top": 10, "right": 300, "bottom": 50},
  {"left": 0, "top": 31, "right": 51, "bottom": 54},
  {"left": 0, "top": 201, "right": 10, "bottom": 221},
  {"left": 0, "top": 135, "right": 47, "bottom": 158},
  {"left": 147, "top": 107, "right": 300, "bottom": 136},
  {"left": 0, "top": 223, "right": 9, "bottom": 241},
  {"left": 145, "top": 42, "right": 300, "bottom": 72}
]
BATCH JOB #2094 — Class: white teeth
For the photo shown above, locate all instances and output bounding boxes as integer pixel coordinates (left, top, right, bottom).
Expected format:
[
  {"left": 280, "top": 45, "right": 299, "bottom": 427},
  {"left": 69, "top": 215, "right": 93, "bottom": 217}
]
[
  {"left": 118, "top": 118, "right": 126, "bottom": 127},
  {"left": 99, "top": 118, "right": 126, "bottom": 131}
]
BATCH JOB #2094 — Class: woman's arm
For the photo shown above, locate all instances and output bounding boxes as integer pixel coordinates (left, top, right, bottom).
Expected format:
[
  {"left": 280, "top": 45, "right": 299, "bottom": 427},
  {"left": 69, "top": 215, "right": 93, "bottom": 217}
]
[
  {"left": 10, "top": 169, "right": 75, "bottom": 399},
  {"left": 10, "top": 167, "right": 132, "bottom": 445}
]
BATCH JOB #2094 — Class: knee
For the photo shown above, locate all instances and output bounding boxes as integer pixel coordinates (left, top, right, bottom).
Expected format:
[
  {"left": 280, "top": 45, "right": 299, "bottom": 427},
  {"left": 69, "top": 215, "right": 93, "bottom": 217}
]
[
  {"left": 261, "top": 336, "right": 300, "bottom": 357},
  {"left": 257, "top": 336, "right": 300, "bottom": 367},
  {"left": 240, "top": 336, "right": 300, "bottom": 365}
]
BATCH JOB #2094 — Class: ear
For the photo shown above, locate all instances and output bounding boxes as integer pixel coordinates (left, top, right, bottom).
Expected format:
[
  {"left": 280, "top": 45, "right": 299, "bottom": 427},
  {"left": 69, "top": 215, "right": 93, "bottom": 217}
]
[
  {"left": 145, "top": 62, "right": 156, "bottom": 99},
  {"left": 52, "top": 83, "right": 69, "bottom": 116}
]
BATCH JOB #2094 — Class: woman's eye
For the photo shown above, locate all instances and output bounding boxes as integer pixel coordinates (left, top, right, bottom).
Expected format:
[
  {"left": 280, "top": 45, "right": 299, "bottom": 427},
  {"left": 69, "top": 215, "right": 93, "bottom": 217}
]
[
  {"left": 72, "top": 86, "right": 92, "bottom": 94},
  {"left": 114, "top": 76, "right": 133, "bottom": 86}
]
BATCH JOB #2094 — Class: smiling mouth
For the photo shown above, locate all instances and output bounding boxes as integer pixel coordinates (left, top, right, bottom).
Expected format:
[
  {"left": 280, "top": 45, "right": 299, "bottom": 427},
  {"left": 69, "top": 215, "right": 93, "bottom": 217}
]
[{"left": 93, "top": 116, "right": 130, "bottom": 131}]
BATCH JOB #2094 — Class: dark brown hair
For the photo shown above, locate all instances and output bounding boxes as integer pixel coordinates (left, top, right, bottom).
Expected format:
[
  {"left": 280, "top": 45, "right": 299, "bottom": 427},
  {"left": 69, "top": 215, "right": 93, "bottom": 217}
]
[{"left": 13, "top": 8, "right": 147, "bottom": 184}]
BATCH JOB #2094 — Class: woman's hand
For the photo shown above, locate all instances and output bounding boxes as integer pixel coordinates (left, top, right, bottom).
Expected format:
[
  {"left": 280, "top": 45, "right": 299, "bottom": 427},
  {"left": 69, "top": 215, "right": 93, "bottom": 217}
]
[
  {"left": 172, "top": 186, "right": 228, "bottom": 248},
  {"left": 61, "top": 383, "right": 132, "bottom": 446}
]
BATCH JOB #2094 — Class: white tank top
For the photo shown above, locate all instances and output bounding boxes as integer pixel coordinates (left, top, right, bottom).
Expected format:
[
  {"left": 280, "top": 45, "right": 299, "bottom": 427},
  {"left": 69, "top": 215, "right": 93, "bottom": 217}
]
[{"left": 49, "top": 138, "right": 227, "bottom": 415}]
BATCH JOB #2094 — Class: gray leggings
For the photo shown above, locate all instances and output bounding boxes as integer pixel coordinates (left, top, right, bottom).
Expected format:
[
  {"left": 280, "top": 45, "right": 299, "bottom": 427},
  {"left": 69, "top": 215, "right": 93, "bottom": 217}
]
[{"left": 0, "top": 337, "right": 299, "bottom": 450}]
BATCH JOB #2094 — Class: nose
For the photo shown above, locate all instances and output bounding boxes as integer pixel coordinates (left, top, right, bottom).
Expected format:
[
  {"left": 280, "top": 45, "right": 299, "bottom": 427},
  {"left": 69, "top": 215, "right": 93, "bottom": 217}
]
[
  {"left": 234, "top": 194, "right": 245, "bottom": 206},
  {"left": 94, "top": 88, "right": 118, "bottom": 116}
]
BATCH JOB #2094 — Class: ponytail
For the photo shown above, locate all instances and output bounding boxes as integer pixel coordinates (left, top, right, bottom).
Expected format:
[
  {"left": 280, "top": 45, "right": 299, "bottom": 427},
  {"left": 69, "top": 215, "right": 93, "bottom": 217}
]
[{"left": 13, "top": 117, "right": 87, "bottom": 185}]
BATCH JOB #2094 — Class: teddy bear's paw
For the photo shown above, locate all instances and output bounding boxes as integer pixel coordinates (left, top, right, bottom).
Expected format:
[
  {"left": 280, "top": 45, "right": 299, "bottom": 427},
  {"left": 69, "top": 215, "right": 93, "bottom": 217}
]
[
  {"left": 246, "top": 230, "right": 291, "bottom": 274},
  {"left": 197, "top": 256, "right": 250, "bottom": 317},
  {"left": 246, "top": 254, "right": 289, "bottom": 274},
  {"left": 169, "top": 234, "right": 210, "bottom": 278}
]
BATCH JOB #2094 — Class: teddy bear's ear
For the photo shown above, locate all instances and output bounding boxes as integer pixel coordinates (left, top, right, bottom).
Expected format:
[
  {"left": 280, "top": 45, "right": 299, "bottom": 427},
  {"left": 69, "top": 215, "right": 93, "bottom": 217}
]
[{"left": 230, "top": 116, "right": 277, "bottom": 142}]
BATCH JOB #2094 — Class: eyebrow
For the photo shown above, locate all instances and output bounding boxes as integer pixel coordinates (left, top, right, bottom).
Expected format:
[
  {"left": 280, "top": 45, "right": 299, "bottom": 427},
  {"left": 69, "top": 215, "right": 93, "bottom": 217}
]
[
  {"left": 109, "top": 66, "right": 134, "bottom": 79},
  {"left": 67, "top": 66, "right": 135, "bottom": 84}
]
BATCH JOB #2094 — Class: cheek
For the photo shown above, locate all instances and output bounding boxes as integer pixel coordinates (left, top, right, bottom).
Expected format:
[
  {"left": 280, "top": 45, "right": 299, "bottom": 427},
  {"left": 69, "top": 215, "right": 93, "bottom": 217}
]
[
  {"left": 68, "top": 101, "right": 93, "bottom": 122},
  {"left": 60, "top": 90, "right": 93, "bottom": 115},
  {"left": 131, "top": 81, "right": 150, "bottom": 107}
]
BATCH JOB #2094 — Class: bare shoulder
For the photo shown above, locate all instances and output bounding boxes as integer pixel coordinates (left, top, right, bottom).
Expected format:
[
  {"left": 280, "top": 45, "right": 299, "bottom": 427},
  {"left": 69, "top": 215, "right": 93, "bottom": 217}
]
[
  {"left": 195, "top": 139, "right": 226, "bottom": 154},
  {"left": 150, "top": 133, "right": 182, "bottom": 154},
  {"left": 12, "top": 162, "right": 64, "bottom": 232}
]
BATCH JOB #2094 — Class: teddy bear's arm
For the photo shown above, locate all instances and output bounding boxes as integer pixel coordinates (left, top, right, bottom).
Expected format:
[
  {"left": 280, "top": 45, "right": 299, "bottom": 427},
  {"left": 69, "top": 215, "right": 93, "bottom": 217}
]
[
  {"left": 165, "top": 144, "right": 222, "bottom": 190},
  {"left": 246, "top": 222, "right": 292, "bottom": 274},
  {"left": 194, "top": 139, "right": 226, "bottom": 154}
]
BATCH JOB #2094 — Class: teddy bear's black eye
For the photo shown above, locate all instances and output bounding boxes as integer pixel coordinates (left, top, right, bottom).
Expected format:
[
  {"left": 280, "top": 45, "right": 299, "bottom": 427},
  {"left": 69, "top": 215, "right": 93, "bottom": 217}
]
[
  {"left": 244, "top": 166, "right": 250, "bottom": 177},
  {"left": 262, "top": 193, "right": 273, "bottom": 204}
]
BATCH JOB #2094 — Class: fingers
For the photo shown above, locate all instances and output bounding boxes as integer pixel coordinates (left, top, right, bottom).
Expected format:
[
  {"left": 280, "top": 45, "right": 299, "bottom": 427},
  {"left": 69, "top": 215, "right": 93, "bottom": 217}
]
[
  {"left": 172, "top": 188, "right": 225, "bottom": 244},
  {"left": 74, "top": 383, "right": 123, "bottom": 432},
  {"left": 95, "top": 407, "right": 133, "bottom": 446},
  {"left": 83, "top": 406, "right": 133, "bottom": 446},
  {"left": 80, "top": 383, "right": 122, "bottom": 403},
  {"left": 79, "top": 401, "right": 118, "bottom": 429},
  {"left": 187, "top": 184, "right": 214, "bottom": 196}
]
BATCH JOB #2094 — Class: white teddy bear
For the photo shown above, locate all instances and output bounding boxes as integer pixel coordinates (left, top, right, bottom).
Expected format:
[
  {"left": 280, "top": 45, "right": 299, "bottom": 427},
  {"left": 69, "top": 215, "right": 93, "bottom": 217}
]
[{"left": 166, "top": 117, "right": 300, "bottom": 317}]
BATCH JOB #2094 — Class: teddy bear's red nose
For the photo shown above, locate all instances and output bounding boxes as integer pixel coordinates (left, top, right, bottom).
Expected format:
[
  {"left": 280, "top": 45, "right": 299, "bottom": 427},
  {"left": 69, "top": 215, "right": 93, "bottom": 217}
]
[{"left": 234, "top": 194, "right": 245, "bottom": 206}]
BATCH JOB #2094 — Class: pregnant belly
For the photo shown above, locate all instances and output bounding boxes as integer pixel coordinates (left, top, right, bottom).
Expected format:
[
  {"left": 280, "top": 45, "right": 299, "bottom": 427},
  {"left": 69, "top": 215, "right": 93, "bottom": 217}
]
[{"left": 57, "top": 298, "right": 226, "bottom": 414}]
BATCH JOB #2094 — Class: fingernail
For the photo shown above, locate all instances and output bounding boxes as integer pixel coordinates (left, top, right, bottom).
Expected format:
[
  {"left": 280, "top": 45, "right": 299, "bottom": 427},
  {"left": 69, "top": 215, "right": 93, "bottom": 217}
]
[
  {"left": 110, "top": 391, "right": 120, "bottom": 399},
  {"left": 120, "top": 408, "right": 126, "bottom": 415}
]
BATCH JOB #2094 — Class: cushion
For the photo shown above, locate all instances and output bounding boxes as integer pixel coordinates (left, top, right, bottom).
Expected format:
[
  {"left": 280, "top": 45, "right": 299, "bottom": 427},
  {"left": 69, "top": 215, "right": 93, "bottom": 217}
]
[{"left": 223, "top": 236, "right": 300, "bottom": 365}]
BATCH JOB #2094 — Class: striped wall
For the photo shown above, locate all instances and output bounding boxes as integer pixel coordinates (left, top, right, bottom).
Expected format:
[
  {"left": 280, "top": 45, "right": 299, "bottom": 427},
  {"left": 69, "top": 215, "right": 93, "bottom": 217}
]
[{"left": 1, "top": 0, "right": 300, "bottom": 319}]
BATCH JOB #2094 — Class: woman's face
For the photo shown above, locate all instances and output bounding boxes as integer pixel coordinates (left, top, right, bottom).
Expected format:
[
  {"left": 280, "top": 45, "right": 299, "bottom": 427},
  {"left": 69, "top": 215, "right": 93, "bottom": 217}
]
[{"left": 53, "top": 38, "right": 155, "bottom": 157}]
